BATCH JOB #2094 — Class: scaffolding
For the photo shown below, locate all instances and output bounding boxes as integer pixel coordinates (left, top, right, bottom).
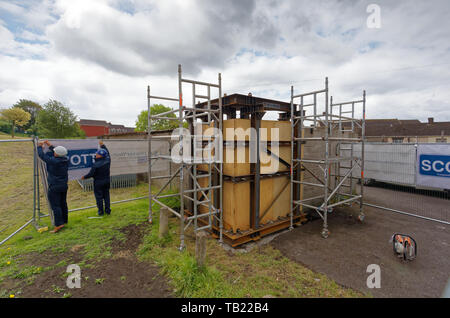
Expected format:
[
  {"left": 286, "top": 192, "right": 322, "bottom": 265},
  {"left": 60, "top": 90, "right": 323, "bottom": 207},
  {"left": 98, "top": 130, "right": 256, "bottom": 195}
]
[
  {"left": 290, "top": 78, "right": 366, "bottom": 238},
  {"left": 148, "top": 64, "right": 223, "bottom": 250}
]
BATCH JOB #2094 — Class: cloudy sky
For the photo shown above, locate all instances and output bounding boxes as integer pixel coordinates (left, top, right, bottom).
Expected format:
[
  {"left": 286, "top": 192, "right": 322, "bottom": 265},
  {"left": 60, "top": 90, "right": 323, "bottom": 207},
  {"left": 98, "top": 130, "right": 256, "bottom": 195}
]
[{"left": 1, "top": 0, "right": 450, "bottom": 127}]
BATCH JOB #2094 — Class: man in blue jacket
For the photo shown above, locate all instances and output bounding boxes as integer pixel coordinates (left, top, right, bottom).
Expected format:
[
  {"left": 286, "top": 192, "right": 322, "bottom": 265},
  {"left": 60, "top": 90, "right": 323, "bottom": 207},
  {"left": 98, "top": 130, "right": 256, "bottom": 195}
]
[
  {"left": 82, "top": 140, "right": 111, "bottom": 216},
  {"left": 37, "top": 140, "right": 69, "bottom": 233}
]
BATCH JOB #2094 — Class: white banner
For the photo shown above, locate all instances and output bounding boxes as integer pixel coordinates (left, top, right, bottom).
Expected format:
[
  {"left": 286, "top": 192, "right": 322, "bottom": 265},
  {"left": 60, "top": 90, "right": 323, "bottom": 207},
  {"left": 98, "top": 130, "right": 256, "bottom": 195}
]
[
  {"left": 416, "top": 144, "right": 450, "bottom": 189},
  {"left": 41, "top": 139, "right": 169, "bottom": 180}
]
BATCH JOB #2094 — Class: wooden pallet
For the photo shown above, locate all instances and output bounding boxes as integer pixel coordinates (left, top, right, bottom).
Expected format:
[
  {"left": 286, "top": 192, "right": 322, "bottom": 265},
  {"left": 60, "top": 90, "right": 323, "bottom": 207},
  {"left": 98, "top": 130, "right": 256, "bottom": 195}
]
[{"left": 185, "top": 210, "right": 307, "bottom": 247}]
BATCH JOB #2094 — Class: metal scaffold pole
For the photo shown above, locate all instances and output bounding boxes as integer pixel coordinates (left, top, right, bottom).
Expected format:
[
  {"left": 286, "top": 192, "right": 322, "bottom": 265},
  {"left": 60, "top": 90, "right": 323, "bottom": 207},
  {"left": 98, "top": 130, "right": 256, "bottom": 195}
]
[
  {"left": 218, "top": 72, "right": 223, "bottom": 243},
  {"left": 359, "top": 90, "right": 366, "bottom": 221},
  {"left": 147, "top": 85, "right": 153, "bottom": 224},
  {"left": 178, "top": 64, "right": 185, "bottom": 251},
  {"left": 290, "top": 85, "right": 294, "bottom": 230},
  {"left": 322, "top": 77, "right": 329, "bottom": 238}
]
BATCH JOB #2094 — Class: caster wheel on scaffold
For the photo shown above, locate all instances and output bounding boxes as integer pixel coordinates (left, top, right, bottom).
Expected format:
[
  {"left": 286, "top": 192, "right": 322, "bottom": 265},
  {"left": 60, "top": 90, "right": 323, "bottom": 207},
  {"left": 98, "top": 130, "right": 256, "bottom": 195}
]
[
  {"left": 357, "top": 213, "right": 365, "bottom": 223},
  {"left": 321, "top": 228, "right": 330, "bottom": 239}
]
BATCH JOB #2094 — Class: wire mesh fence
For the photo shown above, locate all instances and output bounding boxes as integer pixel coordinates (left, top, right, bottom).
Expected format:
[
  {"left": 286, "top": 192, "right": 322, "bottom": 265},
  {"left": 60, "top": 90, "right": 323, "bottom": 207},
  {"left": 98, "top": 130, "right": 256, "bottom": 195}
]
[
  {"left": 77, "top": 174, "right": 137, "bottom": 191},
  {"left": 0, "top": 138, "right": 36, "bottom": 242},
  {"left": 1, "top": 135, "right": 448, "bottom": 247},
  {"left": 349, "top": 142, "right": 450, "bottom": 224},
  {"left": 0, "top": 138, "right": 170, "bottom": 245}
]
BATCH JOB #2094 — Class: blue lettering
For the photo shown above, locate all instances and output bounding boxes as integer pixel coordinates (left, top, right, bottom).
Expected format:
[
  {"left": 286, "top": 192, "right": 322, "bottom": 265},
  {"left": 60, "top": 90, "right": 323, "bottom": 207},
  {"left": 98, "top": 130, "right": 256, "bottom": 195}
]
[
  {"left": 67, "top": 149, "right": 97, "bottom": 170},
  {"left": 419, "top": 154, "right": 450, "bottom": 177}
]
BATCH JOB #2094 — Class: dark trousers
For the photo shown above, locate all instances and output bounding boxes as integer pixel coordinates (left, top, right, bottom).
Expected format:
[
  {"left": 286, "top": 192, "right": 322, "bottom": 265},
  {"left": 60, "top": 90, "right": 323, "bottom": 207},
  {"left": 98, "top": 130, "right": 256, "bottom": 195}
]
[
  {"left": 48, "top": 188, "right": 68, "bottom": 227},
  {"left": 94, "top": 182, "right": 111, "bottom": 215}
]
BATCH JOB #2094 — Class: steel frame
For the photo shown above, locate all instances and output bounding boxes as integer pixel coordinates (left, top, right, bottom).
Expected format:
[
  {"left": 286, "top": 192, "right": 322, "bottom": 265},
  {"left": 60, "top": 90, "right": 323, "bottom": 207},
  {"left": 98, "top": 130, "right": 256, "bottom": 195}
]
[
  {"left": 148, "top": 64, "right": 223, "bottom": 250},
  {"left": 290, "top": 78, "right": 366, "bottom": 238}
]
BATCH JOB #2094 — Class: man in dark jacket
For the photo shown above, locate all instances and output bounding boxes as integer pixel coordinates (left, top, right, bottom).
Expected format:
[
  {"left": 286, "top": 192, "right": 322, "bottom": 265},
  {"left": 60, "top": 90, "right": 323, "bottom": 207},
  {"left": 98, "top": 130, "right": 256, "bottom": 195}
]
[
  {"left": 82, "top": 140, "right": 111, "bottom": 216},
  {"left": 37, "top": 140, "right": 69, "bottom": 233}
]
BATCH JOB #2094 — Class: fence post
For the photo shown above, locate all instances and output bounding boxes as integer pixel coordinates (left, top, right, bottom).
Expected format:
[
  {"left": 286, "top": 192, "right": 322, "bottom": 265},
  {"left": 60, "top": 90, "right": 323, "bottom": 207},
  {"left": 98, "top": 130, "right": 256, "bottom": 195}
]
[
  {"left": 159, "top": 207, "right": 169, "bottom": 238},
  {"left": 195, "top": 230, "right": 208, "bottom": 267}
]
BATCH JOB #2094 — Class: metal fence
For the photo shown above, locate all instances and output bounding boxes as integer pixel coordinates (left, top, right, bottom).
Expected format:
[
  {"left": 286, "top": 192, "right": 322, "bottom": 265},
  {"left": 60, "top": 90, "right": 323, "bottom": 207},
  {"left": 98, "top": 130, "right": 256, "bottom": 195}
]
[
  {"left": 346, "top": 142, "right": 450, "bottom": 225},
  {"left": 0, "top": 137, "right": 154, "bottom": 246},
  {"left": 77, "top": 174, "right": 137, "bottom": 191},
  {"left": 1, "top": 137, "right": 448, "bottom": 247}
]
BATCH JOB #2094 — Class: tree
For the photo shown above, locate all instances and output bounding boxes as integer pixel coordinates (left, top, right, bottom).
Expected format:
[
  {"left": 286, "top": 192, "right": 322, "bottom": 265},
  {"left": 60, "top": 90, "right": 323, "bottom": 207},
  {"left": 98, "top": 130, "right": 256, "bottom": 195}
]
[
  {"left": 0, "top": 107, "right": 31, "bottom": 138},
  {"left": 36, "top": 100, "right": 85, "bottom": 138},
  {"left": 13, "top": 99, "right": 42, "bottom": 135},
  {"left": 135, "top": 104, "right": 186, "bottom": 131}
]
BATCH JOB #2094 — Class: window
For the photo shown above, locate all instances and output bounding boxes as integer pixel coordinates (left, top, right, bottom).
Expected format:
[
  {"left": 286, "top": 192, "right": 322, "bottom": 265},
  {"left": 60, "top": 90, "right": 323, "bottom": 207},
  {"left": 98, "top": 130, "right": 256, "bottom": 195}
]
[
  {"left": 392, "top": 137, "right": 403, "bottom": 143},
  {"left": 436, "top": 138, "right": 447, "bottom": 143}
]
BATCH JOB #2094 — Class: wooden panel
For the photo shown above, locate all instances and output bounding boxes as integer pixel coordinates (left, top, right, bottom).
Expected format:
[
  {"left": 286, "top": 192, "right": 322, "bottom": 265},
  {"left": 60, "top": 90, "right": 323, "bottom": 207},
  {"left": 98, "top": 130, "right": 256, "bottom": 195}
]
[
  {"left": 223, "top": 181, "right": 250, "bottom": 233},
  {"left": 260, "top": 120, "right": 291, "bottom": 141},
  {"left": 260, "top": 145, "right": 291, "bottom": 174},
  {"left": 223, "top": 119, "right": 251, "bottom": 141},
  {"left": 275, "top": 121, "right": 291, "bottom": 142},
  {"left": 223, "top": 145, "right": 250, "bottom": 176},
  {"left": 259, "top": 178, "right": 274, "bottom": 225},
  {"left": 272, "top": 176, "right": 291, "bottom": 219},
  {"left": 200, "top": 119, "right": 291, "bottom": 176}
]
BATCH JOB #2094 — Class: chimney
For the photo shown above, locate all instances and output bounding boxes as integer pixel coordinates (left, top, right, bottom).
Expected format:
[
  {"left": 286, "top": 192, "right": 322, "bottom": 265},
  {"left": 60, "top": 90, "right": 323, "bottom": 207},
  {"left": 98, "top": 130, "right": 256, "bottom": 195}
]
[{"left": 428, "top": 117, "right": 434, "bottom": 124}]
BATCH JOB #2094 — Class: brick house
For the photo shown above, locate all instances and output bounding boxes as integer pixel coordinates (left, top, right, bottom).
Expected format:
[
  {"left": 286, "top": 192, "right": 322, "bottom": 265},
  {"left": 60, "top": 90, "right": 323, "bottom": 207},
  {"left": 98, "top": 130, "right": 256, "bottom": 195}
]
[{"left": 78, "top": 119, "right": 135, "bottom": 137}]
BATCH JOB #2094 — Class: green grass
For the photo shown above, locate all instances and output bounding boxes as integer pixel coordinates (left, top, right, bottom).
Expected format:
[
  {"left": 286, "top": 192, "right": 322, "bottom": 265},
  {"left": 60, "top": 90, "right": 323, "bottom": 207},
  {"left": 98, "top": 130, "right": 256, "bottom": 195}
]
[
  {"left": 0, "top": 131, "right": 29, "bottom": 139},
  {"left": 137, "top": 205, "right": 363, "bottom": 298}
]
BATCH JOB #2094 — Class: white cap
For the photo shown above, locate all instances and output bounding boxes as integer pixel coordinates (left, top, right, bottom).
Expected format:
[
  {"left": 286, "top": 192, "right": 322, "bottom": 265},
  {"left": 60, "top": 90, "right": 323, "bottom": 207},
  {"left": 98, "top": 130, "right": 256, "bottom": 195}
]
[{"left": 54, "top": 146, "right": 68, "bottom": 157}]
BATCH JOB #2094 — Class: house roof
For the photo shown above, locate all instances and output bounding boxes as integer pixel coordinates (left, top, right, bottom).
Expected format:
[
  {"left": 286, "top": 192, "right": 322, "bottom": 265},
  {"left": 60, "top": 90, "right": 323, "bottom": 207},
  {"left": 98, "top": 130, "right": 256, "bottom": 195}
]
[
  {"left": 78, "top": 119, "right": 134, "bottom": 130},
  {"left": 78, "top": 119, "right": 109, "bottom": 126},
  {"left": 100, "top": 129, "right": 174, "bottom": 138},
  {"left": 360, "top": 119, "right": 450, "bottom": 137}
]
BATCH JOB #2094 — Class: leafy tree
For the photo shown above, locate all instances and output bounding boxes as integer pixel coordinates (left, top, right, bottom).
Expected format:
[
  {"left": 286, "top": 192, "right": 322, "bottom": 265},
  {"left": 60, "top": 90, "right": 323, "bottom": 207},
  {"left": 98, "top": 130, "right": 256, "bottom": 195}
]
[
  {"left": 135, "top": 104, "right": 186, "bottom": 131},
  {"left": 36, "top": 100, "right": 85, "bottom": 138},
  {"left": 13, "top": 99, "right": 42, "bottom": 134},
  {"left": 0, "top": 119, "right": 12, "bottom": 135},
  {"left": 0, "top": 107, "right": 31, "bottom": 138}
]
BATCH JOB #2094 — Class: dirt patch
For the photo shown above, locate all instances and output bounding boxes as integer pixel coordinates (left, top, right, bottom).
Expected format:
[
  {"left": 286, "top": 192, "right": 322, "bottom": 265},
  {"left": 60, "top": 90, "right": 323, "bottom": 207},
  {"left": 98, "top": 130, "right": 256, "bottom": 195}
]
[
  {"left": 7, "top": 224, "right": 173, "bottom": 298},
  {"left": 271, "top": 194, "right": 450, "bottom": 297}
]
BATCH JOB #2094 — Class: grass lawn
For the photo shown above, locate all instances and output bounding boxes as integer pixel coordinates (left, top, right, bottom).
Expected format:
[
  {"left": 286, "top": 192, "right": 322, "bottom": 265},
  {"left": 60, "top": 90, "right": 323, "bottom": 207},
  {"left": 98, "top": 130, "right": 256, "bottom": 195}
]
[
  {"left": 0, "top": 195, "right": 364, "bottom": 298},
  {"left": 0, "top": 132, "right": 365, "bottom": 298}
]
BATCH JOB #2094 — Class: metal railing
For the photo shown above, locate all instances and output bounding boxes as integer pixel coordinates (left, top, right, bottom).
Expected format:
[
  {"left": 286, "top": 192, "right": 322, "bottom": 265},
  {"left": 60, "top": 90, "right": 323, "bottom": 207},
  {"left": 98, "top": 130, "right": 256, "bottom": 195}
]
[
  {"left": 77, "top": 174, "right": 137, "bottom": 191},
  {"left": 0, "top": 137, "right": 151, "bottom": 246}
]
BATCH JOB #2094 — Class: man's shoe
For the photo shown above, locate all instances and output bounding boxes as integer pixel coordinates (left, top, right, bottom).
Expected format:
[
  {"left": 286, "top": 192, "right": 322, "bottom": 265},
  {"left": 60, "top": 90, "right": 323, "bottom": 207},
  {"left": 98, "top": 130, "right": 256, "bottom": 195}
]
[{"left": 50, "top": 224, "right": 65, "bottom": 233}]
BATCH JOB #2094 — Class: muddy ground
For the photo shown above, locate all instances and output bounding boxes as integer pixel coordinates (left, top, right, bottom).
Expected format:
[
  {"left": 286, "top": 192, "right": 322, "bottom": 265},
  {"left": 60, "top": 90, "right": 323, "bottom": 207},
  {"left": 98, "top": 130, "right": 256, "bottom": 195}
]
[
  {"left": 272, "top": 185, "right": 450, "bottom": 298},
  {"left": 8, "top": 224, "right": 173, "bottom": 298}
]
